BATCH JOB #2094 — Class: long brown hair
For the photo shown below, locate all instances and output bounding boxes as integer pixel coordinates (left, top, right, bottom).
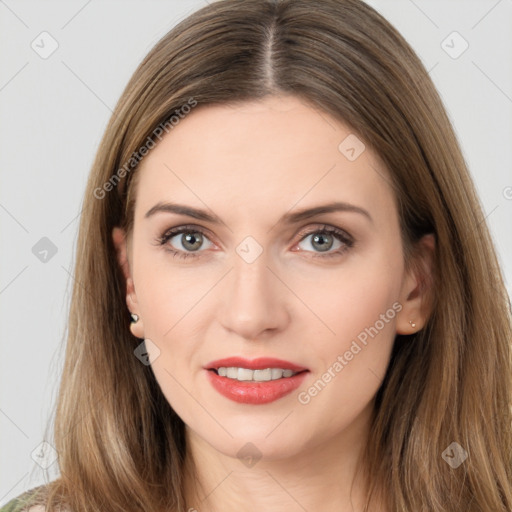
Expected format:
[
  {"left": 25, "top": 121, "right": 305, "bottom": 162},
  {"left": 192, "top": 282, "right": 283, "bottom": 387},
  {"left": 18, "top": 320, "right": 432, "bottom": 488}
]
[{"left": 27, "top": 0, "right": 512, "bottom": 510}]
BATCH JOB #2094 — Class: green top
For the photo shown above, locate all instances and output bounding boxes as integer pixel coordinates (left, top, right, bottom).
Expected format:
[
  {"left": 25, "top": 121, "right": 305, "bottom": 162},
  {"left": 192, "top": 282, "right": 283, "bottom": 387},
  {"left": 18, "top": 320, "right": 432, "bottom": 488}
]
[{"left": 0, "top": 486, "right": 45, "bottom": 512}]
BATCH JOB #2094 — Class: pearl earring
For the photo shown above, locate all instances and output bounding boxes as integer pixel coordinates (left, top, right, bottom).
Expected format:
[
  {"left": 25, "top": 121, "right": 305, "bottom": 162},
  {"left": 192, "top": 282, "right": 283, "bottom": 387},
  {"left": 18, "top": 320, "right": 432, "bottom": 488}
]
[
  {"left": 131, "top": 313, "right": 139, "bottom": 323},
  {"left": 409, "top": 320, "right": 416, "bottom": 328}
]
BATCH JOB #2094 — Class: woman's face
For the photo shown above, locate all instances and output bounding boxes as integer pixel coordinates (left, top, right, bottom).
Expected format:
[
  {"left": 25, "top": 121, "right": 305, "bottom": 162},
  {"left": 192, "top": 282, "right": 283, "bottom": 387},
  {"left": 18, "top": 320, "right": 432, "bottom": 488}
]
[{"left": 113, "top": 95, "right": 424, "bottom": 461}]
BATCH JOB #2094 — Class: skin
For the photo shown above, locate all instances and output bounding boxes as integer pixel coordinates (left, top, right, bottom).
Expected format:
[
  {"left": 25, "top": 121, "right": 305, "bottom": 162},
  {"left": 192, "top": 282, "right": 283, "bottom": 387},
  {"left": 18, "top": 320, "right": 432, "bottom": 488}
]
[{"left": 112, "top": 95, "right": 434, "bottom": 512}]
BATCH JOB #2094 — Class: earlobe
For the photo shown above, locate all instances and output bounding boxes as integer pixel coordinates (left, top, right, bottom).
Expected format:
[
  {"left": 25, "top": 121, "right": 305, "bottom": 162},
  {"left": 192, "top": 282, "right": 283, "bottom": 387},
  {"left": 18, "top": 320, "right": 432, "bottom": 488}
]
[
  {"left": 395, "top": 234, "right": 436, "bottom": 335},
  {"left": 129, "top": 304, "right": 145, "bottom": 339}
]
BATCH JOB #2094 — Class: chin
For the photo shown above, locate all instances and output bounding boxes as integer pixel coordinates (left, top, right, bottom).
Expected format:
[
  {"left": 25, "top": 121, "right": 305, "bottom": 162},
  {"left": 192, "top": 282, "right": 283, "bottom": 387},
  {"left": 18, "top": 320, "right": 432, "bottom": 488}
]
[{"left": 193, "top": 423, "right": 312, "bottom": 463}]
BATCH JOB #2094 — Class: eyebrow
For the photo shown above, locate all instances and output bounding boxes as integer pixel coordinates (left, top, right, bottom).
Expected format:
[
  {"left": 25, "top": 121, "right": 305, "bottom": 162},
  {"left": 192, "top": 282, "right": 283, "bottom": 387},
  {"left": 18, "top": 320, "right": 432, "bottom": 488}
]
[{"left": 145, "top": 200, "right": 372, "bottom": 225}]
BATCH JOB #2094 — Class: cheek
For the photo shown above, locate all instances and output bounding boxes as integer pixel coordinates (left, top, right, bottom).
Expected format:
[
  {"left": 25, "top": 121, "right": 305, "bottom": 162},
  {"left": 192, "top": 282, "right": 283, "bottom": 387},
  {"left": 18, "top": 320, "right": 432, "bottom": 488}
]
[
  {"left": 132, "top": 240, "right": 215, "bottom": 335},
  {"left": 291, "top": 246, "right": 403, "bottom": 431},
  {"left": 133, "top": 265, "right": 212, "bottom": 432},
  {"left": 288, "top": 241, "right": 404, "bottom": 351},
  {"left": 131, "top": 245, "right": 221, "bottom": 416}
]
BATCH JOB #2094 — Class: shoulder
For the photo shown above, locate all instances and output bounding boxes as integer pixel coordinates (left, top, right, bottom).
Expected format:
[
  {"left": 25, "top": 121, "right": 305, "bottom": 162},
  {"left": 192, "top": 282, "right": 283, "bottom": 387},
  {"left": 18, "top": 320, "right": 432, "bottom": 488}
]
[{"left": 0, "top": 486, "right": 46, "bottom": 512}]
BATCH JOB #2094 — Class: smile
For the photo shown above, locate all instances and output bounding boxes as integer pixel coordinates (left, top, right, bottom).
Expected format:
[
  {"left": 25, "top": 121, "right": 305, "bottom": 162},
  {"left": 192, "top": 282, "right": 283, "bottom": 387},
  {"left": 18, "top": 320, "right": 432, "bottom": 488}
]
[{"left": 204, "top": 357, "right": 309, "bottom": 404}]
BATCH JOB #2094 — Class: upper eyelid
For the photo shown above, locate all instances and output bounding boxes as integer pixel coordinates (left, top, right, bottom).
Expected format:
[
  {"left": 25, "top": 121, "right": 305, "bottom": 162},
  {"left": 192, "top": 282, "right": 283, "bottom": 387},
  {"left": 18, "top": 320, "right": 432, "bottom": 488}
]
[
  {"left": 162, "top": 224, "right": 215, "bottom": 242},
  {"left": 161, "top": 222, "right": 350, "bottom": 236}
]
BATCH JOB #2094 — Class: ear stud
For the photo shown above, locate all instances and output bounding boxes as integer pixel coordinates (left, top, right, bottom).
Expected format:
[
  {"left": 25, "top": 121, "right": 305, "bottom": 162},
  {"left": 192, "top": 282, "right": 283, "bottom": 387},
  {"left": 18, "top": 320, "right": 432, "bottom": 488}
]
[
  {"left": 131, "top": 313, "right": 139, "bottom": 323},
  {"left": 409, "top": 320, "right": 416, "bottom": 328}
]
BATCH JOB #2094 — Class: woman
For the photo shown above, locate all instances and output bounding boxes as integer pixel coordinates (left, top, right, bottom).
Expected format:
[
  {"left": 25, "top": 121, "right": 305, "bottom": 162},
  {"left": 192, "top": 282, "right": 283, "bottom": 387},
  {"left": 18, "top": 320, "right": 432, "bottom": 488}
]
[{"left": 3, "top": 0, "right": 511, "bottom": 510}]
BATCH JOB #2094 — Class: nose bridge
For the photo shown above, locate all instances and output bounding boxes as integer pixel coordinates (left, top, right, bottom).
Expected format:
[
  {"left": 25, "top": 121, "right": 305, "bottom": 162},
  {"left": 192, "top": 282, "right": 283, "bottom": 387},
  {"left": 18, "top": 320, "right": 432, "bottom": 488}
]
[{"left": 219, "top": 242, "right": 287, "bottom": 339}]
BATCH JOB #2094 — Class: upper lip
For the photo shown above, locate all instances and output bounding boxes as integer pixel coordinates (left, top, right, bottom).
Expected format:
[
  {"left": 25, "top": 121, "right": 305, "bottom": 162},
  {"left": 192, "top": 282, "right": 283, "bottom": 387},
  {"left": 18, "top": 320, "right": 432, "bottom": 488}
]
[{"left": 205, "top": 357, "right": 309, "bottom": 372}]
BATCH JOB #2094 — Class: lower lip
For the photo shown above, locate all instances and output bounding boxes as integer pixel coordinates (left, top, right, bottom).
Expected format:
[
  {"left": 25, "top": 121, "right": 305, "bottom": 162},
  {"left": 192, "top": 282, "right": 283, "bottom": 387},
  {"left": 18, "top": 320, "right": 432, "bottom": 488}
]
[{"left": 206, "top": 369, "right": 308, "bottom": 404}]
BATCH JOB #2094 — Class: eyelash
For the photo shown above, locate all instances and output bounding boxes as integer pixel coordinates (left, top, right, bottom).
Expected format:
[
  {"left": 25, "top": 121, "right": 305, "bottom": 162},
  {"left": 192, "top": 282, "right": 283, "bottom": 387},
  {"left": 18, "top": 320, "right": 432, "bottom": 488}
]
[{"left": 155, "top": 224, "right": 354, "bottom": 261}]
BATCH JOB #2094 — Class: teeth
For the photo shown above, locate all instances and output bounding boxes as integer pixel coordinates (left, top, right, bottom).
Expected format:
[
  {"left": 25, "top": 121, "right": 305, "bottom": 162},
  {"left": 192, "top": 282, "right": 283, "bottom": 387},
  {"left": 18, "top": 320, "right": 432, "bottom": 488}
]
[
  {"left": 215, "top": 367, "right": 299, "bottom": 382},
  {"left": 226, "top": 367, "right": 238, "bottom": 379},
  {"left": 237, "top": 368, "right": 253, "bottom": 381},
  {"left": 271, "top": 368, "right": 282, "bottom": 379},
  {"left": 253, "top": 368, "right": 272, "bottom": 381}
]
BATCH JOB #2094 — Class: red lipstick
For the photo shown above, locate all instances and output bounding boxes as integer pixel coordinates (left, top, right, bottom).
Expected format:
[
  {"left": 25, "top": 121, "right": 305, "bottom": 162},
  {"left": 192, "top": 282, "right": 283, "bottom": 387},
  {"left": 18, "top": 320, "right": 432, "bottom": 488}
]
[{"left": 204, "top": 357, "right": 309, "bottom": 405}]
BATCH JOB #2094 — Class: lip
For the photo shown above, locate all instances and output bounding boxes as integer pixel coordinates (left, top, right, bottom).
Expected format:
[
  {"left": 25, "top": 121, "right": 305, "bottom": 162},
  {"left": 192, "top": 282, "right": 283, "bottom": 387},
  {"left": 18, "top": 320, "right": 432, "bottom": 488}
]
[
  {"left": 204, "top": 357, "right": 308, "bottom": 372},
  {"left": 204, "top": 357, "right": 309, "bottom": 405}
]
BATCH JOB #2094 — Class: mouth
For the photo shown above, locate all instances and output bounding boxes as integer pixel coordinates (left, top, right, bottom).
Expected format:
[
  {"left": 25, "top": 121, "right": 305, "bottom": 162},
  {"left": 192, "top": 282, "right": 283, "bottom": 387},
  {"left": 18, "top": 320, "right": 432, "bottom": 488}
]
[{"left": 204, "top": 357, "right": 309, "bottom": 404}]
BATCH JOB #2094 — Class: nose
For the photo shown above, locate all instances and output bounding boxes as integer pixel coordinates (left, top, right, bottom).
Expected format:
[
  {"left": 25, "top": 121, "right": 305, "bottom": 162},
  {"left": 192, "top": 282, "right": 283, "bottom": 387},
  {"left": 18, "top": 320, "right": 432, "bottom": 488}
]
[{"left": 219, "top": 249, "right": 290, "bottom": 341}]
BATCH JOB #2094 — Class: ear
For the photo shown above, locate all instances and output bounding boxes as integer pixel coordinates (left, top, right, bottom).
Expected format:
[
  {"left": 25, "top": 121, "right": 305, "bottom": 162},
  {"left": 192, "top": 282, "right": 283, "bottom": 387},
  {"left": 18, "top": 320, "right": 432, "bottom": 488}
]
[
  {"left": 395, "top": 234, "right": 435, "bottom": 335},
  {"left": 112, "top": 226, "right": 144, "bottom": 339}
]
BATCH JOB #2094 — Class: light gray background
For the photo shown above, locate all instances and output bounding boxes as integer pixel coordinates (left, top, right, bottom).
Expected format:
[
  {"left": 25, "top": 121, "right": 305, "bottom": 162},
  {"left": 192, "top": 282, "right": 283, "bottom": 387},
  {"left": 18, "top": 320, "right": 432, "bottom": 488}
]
[{"left": 1, "top": 0, "right": 511, "bottom": 504}]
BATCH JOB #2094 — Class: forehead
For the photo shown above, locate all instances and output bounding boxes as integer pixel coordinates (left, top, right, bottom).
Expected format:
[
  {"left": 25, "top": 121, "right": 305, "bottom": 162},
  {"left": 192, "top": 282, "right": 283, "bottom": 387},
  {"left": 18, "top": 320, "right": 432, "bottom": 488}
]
[{"left": 133, "top": 95, "right": 395, "bottom": 227}]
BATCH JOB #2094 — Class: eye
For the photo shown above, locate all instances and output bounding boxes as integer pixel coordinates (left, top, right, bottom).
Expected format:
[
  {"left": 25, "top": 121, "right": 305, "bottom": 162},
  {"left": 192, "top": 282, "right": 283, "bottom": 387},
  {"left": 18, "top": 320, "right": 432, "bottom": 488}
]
[
  {"left": 294, "top": 224, "right": 354, "bottom": 258},
  {"left": 156, "top": 225, "right": 214, "bottom": 259}
]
